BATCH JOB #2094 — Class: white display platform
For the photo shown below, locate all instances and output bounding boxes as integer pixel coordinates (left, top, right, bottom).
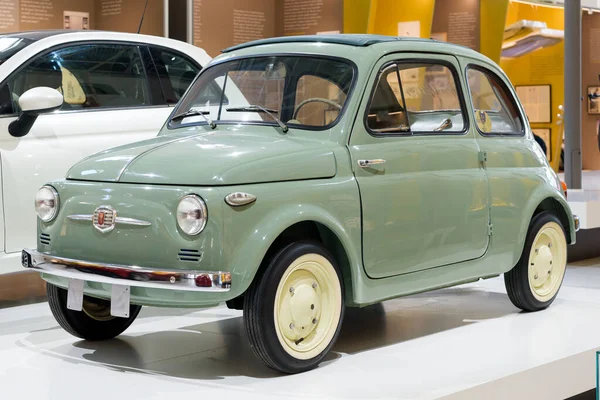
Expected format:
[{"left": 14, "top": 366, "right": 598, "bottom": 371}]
[
  {"left": 562, "top": 170, "right": 600, "bottom": 229},
  {"left": 1, "top": 261, "right": 600, "bottom": 400}
]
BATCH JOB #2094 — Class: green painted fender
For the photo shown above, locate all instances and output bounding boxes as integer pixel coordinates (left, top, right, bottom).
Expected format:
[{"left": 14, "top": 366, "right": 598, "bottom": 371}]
[
  {"left": 225, "top": 201, "right": 363, "bottom": 303},
  {"left": 510, "top": 186, "right": 575, "bottom": 271}
]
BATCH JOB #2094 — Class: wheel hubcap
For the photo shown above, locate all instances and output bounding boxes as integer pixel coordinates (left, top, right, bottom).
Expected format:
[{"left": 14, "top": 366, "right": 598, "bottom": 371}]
[
  {"left": 528, "top": 222, "right": 567, "bottom": 302},
  {"left": 82, "top": 297, "right": 115, "bottom": 322},
  {"left": 274, "top": 254, "right": 342, "bottom": 360},
  {"left": 284, "top": 282, "right": 320, "bottom": 341}
]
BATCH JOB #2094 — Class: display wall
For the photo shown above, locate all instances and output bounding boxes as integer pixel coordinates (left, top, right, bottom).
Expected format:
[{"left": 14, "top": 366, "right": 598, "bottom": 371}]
[
  {"left": 582, "top": 13, "right": 600, "bottom": 170},
  {"left": 192, "top": 0, "right": 349, "bottom": 56},
  {"left": 0, "top": 0, "right": 163, "bottom": 37}
]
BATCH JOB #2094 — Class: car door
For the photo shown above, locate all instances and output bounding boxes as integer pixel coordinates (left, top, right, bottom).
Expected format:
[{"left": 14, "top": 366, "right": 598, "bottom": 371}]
[
  {"left": 0, "top": 42, "right": 172, "bottom": 257},
  {"left": 348, "top": 53, "right": 490, "bottom": 279}
]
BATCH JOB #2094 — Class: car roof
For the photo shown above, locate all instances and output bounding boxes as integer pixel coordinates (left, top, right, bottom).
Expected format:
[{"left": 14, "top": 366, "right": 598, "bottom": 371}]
[
  {"left": 222, "top": 34, "right": 434, "bottom": 53},
  {"left": 0, "top": 30, "right": 213, "bottom": 76},
  {"left": 0, "top": 29, "right": 81, "bottom": 41},
  {"left": 0, "top": 29, "right": 190, "bottom": 48},
  {"left": 217, "top": 33, "right": 496, "bottom": 71}
]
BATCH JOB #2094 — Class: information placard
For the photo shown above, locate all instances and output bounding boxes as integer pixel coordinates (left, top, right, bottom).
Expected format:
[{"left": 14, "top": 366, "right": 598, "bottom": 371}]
[{"left": 516, "top": 85, "right": 552, "bottom": 123}]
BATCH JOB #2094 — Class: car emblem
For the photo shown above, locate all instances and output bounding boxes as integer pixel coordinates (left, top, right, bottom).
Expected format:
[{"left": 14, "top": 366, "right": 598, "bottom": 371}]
[
  {"left": 92, "top": 205, "right": 117, "bottom": 233},
  {"left": 97, "top": 212, "right": 105, "bottom": 226}
]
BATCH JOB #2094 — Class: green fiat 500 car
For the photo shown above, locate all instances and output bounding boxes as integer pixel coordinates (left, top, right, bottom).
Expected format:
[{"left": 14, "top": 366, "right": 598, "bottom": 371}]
[{"left": 23, "top": 34, "right": 579, "bottom": 374}]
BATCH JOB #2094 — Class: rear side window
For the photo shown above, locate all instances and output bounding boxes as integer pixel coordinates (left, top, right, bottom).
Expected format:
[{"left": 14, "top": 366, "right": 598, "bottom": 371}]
[
  {"left": 149, "top": 47, "right": 201, "bottom": 103},
  {"left": 466, "top": 67, "right": 524, "bottom": 135},
  {"left": 366, "top": 61, "right": 465, "bottom": 134}
]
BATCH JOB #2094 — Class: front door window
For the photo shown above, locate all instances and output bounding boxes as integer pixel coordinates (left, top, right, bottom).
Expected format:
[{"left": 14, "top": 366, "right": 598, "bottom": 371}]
[{"left": 0, "top": 43, "right": 151, "bottom": 115}]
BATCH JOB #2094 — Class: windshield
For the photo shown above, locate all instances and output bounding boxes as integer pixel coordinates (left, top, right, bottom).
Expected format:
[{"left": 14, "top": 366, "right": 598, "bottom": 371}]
[
  {"left": 169, "top": 55, "right": 355, "bottom": 130},
  {"left": 0, "top": 37, "right": 33, "bottom": 65}
]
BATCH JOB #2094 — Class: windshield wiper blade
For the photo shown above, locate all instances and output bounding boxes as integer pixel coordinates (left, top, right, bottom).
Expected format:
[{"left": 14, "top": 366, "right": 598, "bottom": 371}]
[
  {"left": 171, "top": 108, "right": 216, "bottom": 129},
  {"left": 226, "top": 105, "right": 288, "bottom": 133}
]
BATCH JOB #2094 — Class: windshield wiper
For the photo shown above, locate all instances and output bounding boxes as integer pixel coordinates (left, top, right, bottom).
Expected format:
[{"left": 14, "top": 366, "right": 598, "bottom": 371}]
[
  {"left": 226, "top": 105, "right": 288, "bottom": 133},
  {"left": 171, "top": 108, "right": 216, "bottom": 129}
]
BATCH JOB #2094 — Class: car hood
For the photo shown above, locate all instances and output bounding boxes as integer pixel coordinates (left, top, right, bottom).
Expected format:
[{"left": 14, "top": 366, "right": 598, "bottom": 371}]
[{"left": 66, "top": 128, "right": 337, "bottom": 186}]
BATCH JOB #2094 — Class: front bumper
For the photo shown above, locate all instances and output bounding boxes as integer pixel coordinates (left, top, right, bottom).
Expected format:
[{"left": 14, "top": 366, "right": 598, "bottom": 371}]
[{"left": 21, "top": 249, "right": 231, "bottom": 292}]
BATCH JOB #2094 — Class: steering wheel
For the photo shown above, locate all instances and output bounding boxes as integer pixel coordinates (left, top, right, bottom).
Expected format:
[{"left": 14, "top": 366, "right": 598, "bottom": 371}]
[{"left": 292, "top": 97, "right": 342, "bottom": 119}]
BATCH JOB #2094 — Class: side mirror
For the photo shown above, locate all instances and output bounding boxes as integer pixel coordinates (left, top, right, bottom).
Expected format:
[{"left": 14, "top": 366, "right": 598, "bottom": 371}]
[{"left": 8, "top": 87, "right": 64, "bottom": 137}]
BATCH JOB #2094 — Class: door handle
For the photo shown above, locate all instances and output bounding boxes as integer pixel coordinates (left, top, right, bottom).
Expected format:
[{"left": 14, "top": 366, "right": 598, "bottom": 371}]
[
  {"left": 358, "top": 159, "right": 386, "bottom": 168},
  {"left": 434, "top": 118, "right": 453, "bottom": 131}
]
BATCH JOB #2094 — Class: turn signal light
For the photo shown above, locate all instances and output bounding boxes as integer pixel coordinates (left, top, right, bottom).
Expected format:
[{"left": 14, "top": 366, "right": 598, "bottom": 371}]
[{"left": 560, "top": 181, "right": 568, "bottom": 198}]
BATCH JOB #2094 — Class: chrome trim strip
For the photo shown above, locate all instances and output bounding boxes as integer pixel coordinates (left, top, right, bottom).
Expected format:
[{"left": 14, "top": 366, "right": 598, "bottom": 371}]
[
  {"left": 116, "top": 217, "right": 152, "bottom": 227},
  {"left": 21, "top": 249, "right": 231, "bottom": 292},
  {"left": 67, "top": 214, "right": 93, "bottom": 221},
  {"left": 68, "top": 214, "right": 152, "bottom": 227}
]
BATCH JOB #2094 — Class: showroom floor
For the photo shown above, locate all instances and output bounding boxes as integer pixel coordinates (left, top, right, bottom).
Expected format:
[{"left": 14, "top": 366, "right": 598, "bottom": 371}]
[{"left": 1, "top": 261, "right": 600, "bottom": 400}]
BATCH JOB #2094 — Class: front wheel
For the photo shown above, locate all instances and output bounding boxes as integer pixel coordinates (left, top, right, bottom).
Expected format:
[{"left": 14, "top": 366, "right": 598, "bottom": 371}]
[
  {"left": 47, "top": 282, "right": 142, "bottom": 340},
  {"left": 243, "top": 241, "right": 344, "bottom": 374},
  {"left": 504, "top": 212, "right": 568, "bottom": 311}
]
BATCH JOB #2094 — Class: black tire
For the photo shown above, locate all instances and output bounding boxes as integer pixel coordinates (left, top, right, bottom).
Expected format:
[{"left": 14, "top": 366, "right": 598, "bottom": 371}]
[
  {"left": 504, "top": 212, "right": 567, "bottom": 312},
  {"left": 243, "top": 241, "right": 345, "bottom": 374},
  {"left": 47, "top": 282, "right": 142, "bottom": 341}
]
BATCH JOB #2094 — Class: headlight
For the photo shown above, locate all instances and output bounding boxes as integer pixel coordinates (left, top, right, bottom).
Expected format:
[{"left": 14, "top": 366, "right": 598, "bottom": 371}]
[
  {"left": 176, "top": 194, "right": 207, "bottom": 235},
  {"left": 35, "top": 185, "right": 59, "bottom": 222}
]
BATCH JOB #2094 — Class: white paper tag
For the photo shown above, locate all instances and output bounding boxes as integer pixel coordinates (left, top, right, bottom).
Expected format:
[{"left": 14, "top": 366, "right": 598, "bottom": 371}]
[
  {"left": 110, "top": 284, "right": 130, "bottom": 318},
  {"left": 66, "top": 279, "right": 84, "bottom": 311}
]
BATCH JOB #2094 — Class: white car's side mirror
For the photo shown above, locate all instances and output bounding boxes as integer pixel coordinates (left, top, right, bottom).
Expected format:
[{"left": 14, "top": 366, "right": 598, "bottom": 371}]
[
  {"left": 9, "top": 87, "right": 64, "bottom": 138},
  {"left": 19, "top": 87, "right": 64, "bottom": 113}
]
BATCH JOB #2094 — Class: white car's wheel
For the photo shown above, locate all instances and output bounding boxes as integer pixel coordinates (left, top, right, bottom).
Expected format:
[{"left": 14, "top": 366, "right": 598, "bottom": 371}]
[
  {"left": 244, "top": 241, "right": 344, "bottom": 373},
  {"left": 505, "top": 212, "right": 567, "bottom": 311}
]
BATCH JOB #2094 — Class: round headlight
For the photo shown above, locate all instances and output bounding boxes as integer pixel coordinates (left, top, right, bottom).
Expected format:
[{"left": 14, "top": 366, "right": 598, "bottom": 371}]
[
  {"left": 35, "top": 185, "right": 59, "bottom": 222},
  {"left": 176, "top": 194, "right": 207, "bottom": 235}
]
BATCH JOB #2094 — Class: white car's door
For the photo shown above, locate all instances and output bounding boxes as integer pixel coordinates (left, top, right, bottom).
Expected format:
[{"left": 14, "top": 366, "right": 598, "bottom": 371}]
[{"left": 0, "top": 42, "right": 201, "bottom": 261}]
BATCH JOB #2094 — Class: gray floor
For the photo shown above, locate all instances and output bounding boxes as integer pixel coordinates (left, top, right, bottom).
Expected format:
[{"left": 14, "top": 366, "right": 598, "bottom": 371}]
[{"left": 1, "top": 261, "right": 600, "bottom": 399}]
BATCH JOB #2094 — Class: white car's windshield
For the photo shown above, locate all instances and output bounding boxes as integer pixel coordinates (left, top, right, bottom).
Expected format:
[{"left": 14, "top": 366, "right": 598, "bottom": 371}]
[{"left": 169, "top": 55, "right": 355, "bottom": 130}]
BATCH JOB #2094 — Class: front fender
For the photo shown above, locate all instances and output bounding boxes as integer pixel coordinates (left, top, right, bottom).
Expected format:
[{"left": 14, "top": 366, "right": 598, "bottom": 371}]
[
  {"left": 219, "top": 178, "right": 362, "bottom": 301},
  {"left": 514, "top": 185, "right": 575, "bottom": 263}
]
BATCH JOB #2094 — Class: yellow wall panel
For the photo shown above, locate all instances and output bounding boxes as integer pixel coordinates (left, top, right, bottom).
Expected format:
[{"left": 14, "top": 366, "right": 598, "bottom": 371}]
[
  {"left": 367, "top": 0, "right": 435, "bottom": 37},
  {"left": 480, "top": 0, "right": 509, "bottom": 63},
  {"left": 344, "top": 0, "right": 371, "bottom": 33},
  {"left": 500, "top": 2, "right": 564, "bottom": 170}
]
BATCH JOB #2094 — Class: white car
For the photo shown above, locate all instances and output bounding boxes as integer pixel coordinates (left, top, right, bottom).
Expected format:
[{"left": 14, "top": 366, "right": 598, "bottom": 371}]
[{"left": 0, "top": 30, "right": 211, "bottom": 274}]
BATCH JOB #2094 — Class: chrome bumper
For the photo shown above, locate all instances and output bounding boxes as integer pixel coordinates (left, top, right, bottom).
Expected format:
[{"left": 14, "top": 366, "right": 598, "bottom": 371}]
[
  {"left": 21, "top": 249, "right": 231, "bottom": 292},
  {"left": 574, "top": 214, "right": 580, "bottom": 232}
]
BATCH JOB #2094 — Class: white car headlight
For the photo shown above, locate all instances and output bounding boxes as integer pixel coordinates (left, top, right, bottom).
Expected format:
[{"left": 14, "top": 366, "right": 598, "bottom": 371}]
[
  {"left": 176, "top": 194, "right": 207, "bottom": 235},
  {"left": 35, "top": 185, "right": 59, "bottom": 222}
]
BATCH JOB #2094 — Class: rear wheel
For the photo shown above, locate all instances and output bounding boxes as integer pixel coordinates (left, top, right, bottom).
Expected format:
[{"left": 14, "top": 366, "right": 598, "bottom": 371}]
[
  {"left": 244, "top": 241, "right": 344, "bottom": 374},
  {"left": 504, "top": 212, "right": 567, "bottom": 311},
  {"left": 47, "top": 282, "right": 141, "bottom": 340}
]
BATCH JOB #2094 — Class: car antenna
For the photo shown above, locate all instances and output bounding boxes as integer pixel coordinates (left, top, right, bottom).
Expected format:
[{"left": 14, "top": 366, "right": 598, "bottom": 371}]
[{"left": 137, "top": 0, "right": 149, "bottom": 34}]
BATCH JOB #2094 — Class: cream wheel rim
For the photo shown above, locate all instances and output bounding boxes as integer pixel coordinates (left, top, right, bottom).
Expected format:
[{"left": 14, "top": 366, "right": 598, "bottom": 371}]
[
  {"left": 273, "top": 253, "right": 342, "bottom": 360},
  {"left": 527, "top": 221, "right": 567, "bottom": 302},
  {"left": 82, "top": 298, "right": 115, "bottom": 322}
]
